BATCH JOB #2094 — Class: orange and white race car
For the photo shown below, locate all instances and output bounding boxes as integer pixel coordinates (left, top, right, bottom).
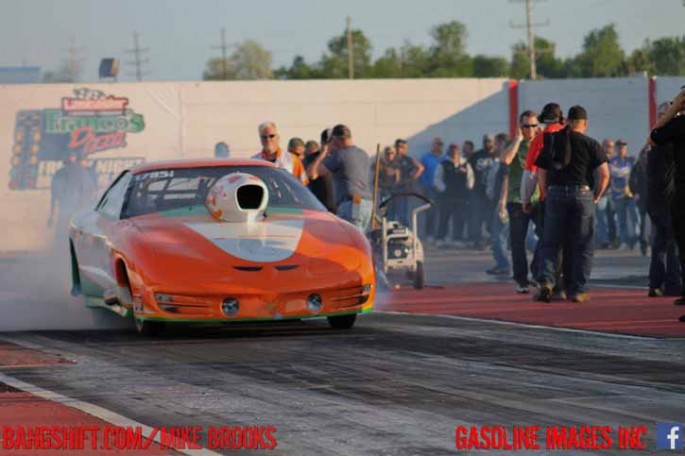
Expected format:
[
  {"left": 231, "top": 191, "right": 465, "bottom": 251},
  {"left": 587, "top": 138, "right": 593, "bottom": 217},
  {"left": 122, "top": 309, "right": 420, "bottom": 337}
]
[{"left": 69, "top": 159, "right": 375, "bottom": 335}]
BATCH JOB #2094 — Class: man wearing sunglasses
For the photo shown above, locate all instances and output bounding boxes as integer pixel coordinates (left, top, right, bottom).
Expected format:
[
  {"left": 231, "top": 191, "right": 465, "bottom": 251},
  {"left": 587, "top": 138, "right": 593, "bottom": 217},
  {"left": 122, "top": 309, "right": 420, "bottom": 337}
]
[
  {"left": 252, "top": 121, "right": 308, "bottom": 185},
  {"left": 500, "top": 110, "right": 541, "bottom": 294}
]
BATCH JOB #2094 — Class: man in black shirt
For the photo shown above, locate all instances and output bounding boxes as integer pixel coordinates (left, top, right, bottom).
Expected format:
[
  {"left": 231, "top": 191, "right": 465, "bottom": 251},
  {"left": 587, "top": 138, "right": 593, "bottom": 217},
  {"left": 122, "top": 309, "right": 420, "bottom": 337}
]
[
  {"left": 650, "top": 88, "right": 685, "bottom": 310},
  {"left": 468, "top": 134, "right": 497, "bottom": 248},
  {"left": 303, "top": 129, "right": 335, "bottom": 212},
  {"left": 534, "top": 106, "right": 610, "bottom": 302},
  {"left": 644, "top": 103, "right": 682, "bottom": 297}
]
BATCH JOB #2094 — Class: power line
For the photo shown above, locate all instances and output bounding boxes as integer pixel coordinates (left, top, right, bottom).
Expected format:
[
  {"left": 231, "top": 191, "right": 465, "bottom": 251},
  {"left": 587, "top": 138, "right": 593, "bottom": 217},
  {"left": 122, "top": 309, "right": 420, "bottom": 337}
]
[
  {"left": 211, "top": 27, "right": 235, "bottom": 80},
  {"left": 347, "top": 16, "right": 354, "bottom": 79},
  {"left": 510, "top": 0, "right": 549, "bottom": 80},
  {"left": 62, "top": 35, "right": 85, "bottom": 82},
  {"left": 124, "top": 31, "right": 150, "bottom": 81}
]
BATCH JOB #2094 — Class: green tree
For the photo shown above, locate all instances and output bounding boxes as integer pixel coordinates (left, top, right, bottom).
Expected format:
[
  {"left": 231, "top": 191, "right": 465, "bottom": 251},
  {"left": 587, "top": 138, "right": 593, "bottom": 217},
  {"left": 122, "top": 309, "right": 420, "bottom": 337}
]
[
  {"left": 650, "top": 36, "right": 685, "bottom": 75},
  {"left": 426, "top": 21, "right": 472, "bottom": 77},
  {"left": 510, "top": 37, "right": 565, "bottom": 79},
  {"left": 472, "top": 55, "right": 509, "bottom": 77},
  {"left": 275, "top": 55, "right": 319, "bottom": 80},
  {"left": 370, "top": 48, "right": 404, "bottom": 78},
  {"left": 574, "top": 24, "right": 626, "bottom": 77},
  {"left": 319, "top": 29, "right": 372, "bottom": 78},
  {"left": 203, "top": 40, "right": 273, "bottom": 80},
  {"left": 625, "top": 46, "right": 654, "bottom": 75}
]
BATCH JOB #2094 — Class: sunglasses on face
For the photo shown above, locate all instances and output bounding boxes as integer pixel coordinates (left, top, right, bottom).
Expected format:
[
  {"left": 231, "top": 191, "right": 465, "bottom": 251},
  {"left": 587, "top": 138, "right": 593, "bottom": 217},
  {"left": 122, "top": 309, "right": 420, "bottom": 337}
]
[
  {"left": 260, "top": 134, "right": 277, "bottom": 140},
  {"left": 522, "top": 124, "right": 539, "bottom": 129}
]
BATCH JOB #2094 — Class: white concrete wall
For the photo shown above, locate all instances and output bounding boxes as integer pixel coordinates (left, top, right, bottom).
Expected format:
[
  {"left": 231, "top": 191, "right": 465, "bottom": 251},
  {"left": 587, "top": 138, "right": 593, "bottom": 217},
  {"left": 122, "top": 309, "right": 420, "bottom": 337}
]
[
  {"left": 2, "top": 76, "right": 677, "bottom": 252},
  {"left": 656, "top": 76, "right": 685, "bottom": 107},
  {"left": 518, "top": 77, "right": 650, "bottom": 151},
  {"left": 0, "top": 78, "right": 508, "bottom": 252}
]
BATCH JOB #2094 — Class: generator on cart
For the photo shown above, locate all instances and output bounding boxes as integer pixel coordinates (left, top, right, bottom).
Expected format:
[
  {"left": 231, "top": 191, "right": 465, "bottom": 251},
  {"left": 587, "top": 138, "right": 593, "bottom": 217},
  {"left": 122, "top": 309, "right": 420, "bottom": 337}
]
[{"left": 368, "top": 193, "right": 432, "bottom": 290}]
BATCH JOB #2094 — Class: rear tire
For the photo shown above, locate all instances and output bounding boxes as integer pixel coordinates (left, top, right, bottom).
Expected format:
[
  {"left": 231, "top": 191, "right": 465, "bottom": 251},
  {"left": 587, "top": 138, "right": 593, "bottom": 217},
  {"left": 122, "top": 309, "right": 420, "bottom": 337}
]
[
  {"left": 135, "top": 318, "right": 165, "bottom": 336},
  {"left": 327, "top": 314, "right": 357, "bottom": 330},
  {"left": 413, "top": 261, "right": 425, "bottom": 289}
]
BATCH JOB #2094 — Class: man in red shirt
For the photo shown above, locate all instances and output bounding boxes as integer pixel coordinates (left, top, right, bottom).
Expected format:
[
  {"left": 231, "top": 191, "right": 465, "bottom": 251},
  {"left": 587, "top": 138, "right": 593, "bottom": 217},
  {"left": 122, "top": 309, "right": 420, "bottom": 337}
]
[
  {"left": 520, "top": 103, "right": 566, "bottom": 298},
  {"left": 521, "top": 103, "right": 565, "bottom": 211}
]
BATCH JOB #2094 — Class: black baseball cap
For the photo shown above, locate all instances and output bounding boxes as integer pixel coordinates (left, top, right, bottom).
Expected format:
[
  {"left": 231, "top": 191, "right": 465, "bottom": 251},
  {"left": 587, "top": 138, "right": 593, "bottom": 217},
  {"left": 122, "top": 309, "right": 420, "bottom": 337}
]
[
  {"left": 540, "top": 102, "right": 562, "bottom": 123},
  {"left": 567, "top": 105, "right": 588, "bottom": 120}
]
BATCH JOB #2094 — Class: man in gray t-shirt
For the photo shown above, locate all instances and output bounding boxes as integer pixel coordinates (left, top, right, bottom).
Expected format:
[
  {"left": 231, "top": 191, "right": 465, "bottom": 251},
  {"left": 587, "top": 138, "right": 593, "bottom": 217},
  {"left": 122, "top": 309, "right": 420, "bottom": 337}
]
[{"left": 309, "top": 124, "right": 372, "bottom": 231}]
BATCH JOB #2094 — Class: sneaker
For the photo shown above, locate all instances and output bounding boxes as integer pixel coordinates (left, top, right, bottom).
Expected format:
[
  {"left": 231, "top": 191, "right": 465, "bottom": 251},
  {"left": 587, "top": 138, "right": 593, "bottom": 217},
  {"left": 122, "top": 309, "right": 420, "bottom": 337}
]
[
  {"left": 570, "top": 293, "right": 590, "bottom": 303},
  {"left": 435, "top": 239, "right": 446, "bottom": 247},
  {"left": 534, "top": 285, "right": 552, "bottom": 302},
  {"left": 516, "top": 284, "right": 529, "bottom": 294},
  {"left": 674, "top": 297, "right": 685, "bottom": 306},
  {"left": 486, "top": 266, "right": 510, "bottom": 276},
  {"left": 450, "top": 240, "right": 466, "bottom": 248},
  {"left": 618, "top": 243, "right": 629, "bottom": 251},
  {"left": 648, "top": 288, "right": 663, "bottom": 298}
]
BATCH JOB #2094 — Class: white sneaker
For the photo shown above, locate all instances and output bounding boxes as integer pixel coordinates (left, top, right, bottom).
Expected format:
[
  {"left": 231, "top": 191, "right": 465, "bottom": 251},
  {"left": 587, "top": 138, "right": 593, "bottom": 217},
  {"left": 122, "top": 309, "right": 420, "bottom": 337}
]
[
  {"left": 618, "top": 243, "right": 629, "bottom": 251},
  {"left": 435, "top": 239, "right": 446, "bottom": 247},
  {"left": 449, "top": 240, "right": 465, "bottom": 248}
]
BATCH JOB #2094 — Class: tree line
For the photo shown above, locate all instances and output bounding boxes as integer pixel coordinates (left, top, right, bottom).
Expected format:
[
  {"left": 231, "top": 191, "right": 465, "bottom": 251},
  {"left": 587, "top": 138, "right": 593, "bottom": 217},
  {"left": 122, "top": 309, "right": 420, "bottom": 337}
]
[{"left": 203, "top": 21, "right": 685, "bottom": 81}]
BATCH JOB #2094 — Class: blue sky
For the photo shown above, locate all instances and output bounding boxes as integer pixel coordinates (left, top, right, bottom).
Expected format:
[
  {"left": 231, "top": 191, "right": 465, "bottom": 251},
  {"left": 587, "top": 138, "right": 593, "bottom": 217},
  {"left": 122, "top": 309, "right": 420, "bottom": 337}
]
[{"left": 1, "top": 0, "right": 683, "bottom": 81}]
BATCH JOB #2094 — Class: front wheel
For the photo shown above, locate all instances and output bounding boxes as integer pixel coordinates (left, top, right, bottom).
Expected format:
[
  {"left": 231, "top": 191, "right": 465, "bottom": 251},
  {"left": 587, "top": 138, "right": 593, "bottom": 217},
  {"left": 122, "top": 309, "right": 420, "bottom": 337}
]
[
  {"left": 135, "top": 318, "right": 165, "bottom": 336},
  {"left": 327, "top": 314, "right": 357, "bottom": 330}
]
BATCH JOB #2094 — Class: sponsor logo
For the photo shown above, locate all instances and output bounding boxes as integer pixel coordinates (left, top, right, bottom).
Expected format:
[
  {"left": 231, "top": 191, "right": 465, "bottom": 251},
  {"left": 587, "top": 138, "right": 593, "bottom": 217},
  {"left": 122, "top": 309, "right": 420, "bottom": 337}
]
[{"left": 10, "top": 87, "right": 145, "bottom": 190}]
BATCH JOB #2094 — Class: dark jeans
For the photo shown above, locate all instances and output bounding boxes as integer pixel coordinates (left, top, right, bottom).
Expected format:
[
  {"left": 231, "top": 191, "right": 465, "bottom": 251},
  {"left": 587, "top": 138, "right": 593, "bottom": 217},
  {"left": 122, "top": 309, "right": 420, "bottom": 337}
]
[
  {"left": 637, "top": 204, "right": 648, "bottom": 252},
  {"left": 469, "top": 191, "right": 493, "bottom": 245},
  {"left": 648, "top": 208, "right": 682, "bottom": 291},
  {"left": 670, "top": 185, "right": 685, "bottom": 296},
  {"left": 507, "top": 202, "right": 540, "bottom": 287},
  {"left": 437, "top": 197, "right": 468, "bottom": 241},
  {"left": 539, "top": 186, "right": 595, "bottom": 295},
  {"left": 419, "top": 184, "right": 439, "bottom": 239}
]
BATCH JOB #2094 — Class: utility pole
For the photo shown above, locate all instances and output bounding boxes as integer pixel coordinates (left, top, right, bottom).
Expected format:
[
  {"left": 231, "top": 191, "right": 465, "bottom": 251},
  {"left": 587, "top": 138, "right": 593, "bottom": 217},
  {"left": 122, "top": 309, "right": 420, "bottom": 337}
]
[
  {"left": 346, "top": 16, "right": 354, "bottom": 79},
  {"left": 525, "top": 0, "right": 536, "bottom": 80},
  {"left": 211, "top": 27, "right": 233, "bottom": 80},
  {"left": 510, "top": 0, "right": 548, "bottom": 80},
  {"left": 63, "top": 35, "right": 85, "bottom": 82},
  {"left": 124, "top": 31, "right": 150, "bottom": 81}
]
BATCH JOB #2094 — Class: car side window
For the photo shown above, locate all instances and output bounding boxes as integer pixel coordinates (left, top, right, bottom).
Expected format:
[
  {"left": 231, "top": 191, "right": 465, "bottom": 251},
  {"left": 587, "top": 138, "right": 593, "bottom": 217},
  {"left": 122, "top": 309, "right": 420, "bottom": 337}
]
[{"left": 97, "top": 172, "right": 132, "bottom": 220}]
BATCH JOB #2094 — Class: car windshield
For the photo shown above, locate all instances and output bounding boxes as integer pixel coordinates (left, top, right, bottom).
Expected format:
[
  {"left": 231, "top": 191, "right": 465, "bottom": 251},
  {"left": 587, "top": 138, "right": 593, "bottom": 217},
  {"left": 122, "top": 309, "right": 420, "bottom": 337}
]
[{"left": 121, "top": 165, "right": 325, "bottom": 218}]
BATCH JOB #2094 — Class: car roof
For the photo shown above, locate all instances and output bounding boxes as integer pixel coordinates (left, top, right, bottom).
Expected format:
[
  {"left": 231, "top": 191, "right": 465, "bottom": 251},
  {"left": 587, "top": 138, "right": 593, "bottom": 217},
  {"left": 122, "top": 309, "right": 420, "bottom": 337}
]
[{"left": 130, "top": 158, "right": 275, "bottom": 175}]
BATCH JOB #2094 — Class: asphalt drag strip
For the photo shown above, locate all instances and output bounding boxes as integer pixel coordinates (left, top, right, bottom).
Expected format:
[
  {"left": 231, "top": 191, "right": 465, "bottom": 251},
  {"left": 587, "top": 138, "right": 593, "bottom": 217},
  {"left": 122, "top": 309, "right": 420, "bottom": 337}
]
[{"left": 2, "top": 312, "right": 684, "bottom": 455}]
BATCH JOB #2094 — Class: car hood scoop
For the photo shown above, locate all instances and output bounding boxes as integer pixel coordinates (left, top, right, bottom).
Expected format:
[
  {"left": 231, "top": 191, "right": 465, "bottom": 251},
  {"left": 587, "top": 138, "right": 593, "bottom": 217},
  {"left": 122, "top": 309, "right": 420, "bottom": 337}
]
[{"left": 184, "top": 217, "right": 304, "bottom": 263}]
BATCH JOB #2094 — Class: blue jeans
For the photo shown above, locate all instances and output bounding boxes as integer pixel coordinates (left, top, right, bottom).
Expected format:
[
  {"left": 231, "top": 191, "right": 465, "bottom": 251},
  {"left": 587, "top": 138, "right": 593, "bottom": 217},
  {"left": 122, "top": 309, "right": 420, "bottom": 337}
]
[
  {"left": 614, "top": 197, "right": 640, "bottom": 247},
  {"left": 418, "top": 184, "right": 439, "bottom": 239},
  {"left": 508, "top": 202, "right": 539, "bottom": 286},
  {"left": 595, "top": 195, "right": 610, "bottom": 245},
  {"left": 394, "top": 195, "right": 410, "bottom": 227},
  {"left": 338, "top": 199, "right": 373, "bottom": 232},
  {"left": 539, "top": 186, "right": 595, "bottom": 295},
  {"left": 491, "top": 208, "right": 510, "bottom": 269}
]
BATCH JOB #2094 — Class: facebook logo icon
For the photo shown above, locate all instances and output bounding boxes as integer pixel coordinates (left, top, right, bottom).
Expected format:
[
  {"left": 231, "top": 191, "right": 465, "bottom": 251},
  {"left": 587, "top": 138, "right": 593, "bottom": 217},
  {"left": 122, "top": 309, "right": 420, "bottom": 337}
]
[{"left": 657, "top": 423, "right": 683, "bottom": 450}]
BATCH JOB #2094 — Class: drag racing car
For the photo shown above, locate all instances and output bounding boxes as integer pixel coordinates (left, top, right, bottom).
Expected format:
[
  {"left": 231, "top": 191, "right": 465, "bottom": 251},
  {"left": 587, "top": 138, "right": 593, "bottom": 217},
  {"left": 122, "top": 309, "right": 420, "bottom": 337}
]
[{"left": 69, "top": 159, "right": 375, "bottom": 335}]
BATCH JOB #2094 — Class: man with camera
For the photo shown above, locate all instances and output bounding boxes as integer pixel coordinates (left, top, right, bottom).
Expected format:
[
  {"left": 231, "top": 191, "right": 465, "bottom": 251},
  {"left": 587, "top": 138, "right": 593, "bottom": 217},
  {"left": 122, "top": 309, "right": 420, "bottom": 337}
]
[{"left": 650, "top": 88, "right": 685, "bottom": 313}]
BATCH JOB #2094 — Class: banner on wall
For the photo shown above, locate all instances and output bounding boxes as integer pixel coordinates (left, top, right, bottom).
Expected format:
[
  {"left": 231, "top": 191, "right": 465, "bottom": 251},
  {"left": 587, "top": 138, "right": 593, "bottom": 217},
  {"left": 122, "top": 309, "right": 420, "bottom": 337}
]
[{"left": 9, "top": 87, "right": 147, "bottom": 190}]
